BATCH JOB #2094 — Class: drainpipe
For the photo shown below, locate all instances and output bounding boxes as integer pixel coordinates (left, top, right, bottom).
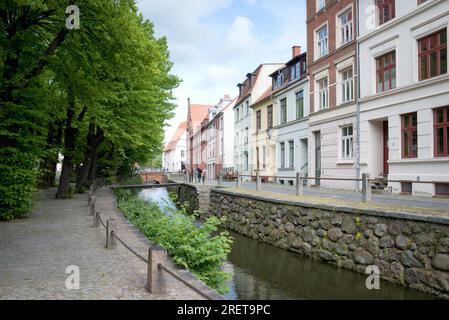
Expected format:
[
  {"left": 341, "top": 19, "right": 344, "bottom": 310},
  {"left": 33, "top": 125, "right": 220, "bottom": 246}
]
[{"left": 355, "top": 0, "right": 361, "bottom": 192}]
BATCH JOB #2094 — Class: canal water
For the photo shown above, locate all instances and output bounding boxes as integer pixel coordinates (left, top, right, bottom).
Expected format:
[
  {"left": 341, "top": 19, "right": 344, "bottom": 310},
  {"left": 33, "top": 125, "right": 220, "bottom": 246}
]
[{"left": 138, "top": 188, "right": 434, "bottom": 300}]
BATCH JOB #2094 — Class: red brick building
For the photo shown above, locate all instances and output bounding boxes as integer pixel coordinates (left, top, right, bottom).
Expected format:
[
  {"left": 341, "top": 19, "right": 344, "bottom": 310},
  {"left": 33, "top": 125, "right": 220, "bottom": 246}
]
[{"left": 307, "top": 0, "right": 359, "bottom": 190}]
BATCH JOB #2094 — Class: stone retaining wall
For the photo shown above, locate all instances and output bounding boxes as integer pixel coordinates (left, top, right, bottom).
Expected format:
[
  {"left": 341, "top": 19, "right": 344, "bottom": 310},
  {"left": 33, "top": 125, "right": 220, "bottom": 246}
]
[
  {"left": 167, "top": 184, "right": 199, "bottom": 215},
  {"left": 209, "top": 189, "right": 449, "bottom": 298}
]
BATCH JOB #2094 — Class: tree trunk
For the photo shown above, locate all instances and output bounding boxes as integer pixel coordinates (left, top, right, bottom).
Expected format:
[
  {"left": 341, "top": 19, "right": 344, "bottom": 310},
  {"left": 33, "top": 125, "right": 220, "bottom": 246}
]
[
  {"left": 76, "top": 120, "right": 96, "bottom": 192},
  {"left": 56, "top": 86, "right": 87, "bottom": 199},
  {"left": 39, "top": 121, "right": 63, "bottom": 188}
]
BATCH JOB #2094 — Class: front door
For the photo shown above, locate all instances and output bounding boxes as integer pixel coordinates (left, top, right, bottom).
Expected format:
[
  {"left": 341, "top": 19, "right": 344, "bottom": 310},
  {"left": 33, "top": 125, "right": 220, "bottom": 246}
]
[
  {"left": 383, "top": 121, "right": 389, "bottom": 175},
  {"left": 315, "top": 131, "right": 321, "bottom": 186}
]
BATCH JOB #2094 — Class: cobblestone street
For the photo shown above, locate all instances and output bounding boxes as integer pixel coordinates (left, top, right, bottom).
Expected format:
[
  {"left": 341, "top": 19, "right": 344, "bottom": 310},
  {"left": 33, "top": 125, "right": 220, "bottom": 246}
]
[{"left": 0, "top": 189, "right": 203, "bottom": 300}]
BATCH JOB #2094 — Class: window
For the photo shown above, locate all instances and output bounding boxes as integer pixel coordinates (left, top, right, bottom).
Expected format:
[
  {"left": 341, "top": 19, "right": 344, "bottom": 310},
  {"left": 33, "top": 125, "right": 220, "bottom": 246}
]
[
  {"left": 376, "top": 0, "right": 395, "bottom": 25},
  {"left": 318, "top": 77, "right": 329, "bottom": 110},
  {"left": 245, "top": 127, "right": 249, "bottom": 145},
  {"left": 296, "top": 90, "right": 304, "bottom": 119},
  {"left": 267, "top": 105, "right": 273, "bottom": 128},
  {"left": 289, "top": 141, "right": 294, "bottom": 167},
  {"left": 376, "top": 51, "right": 396, "bottom": 93},
  {"left": 280, "top": 98, "right": 287, "bottom": 124},
  {"left": 244, "top": 152, "right": 249, "bottom": 171},
  {"left": 291, "top": 62, "right": 301, "bottom": 80},
  {"left": 339, "top": 9, "right": 353, "bottom": 46},
  {"left": 434, "top": 107, "right": 449, "bottom": 157},
  {"left": 341, "top": 125, "right": 353, "bottom": 159},
  {"left": 341, "top": 67, "right": 354, "bottom": 103},
  {"left": 419, "top": 29, "right": 447, "bottom": 81},
  {"left": 401, "top": 182, "right": 412, "bottom": 195},
  {"left": 402, "top": 112, "right": 418, "bottom": 159},
  {"left": 256, "top": 110, "right": 262, "bottom": 131},
  {"left": 317, "top": 25, "right": 328, "bottom": 58},
  {"left": 245, "top": 101, "right": 249, "bottom": 116},
  {"left": 280, "top": 142, "right": 285, "bottom": 168},
  {"left": 181, "top": 150, "right": 185, "bottom": 158},
  {"left": 435, "top": 183, "right": 449, "bottom": 196},
  {"left": 317, "top": 0, "right": 325, "bottom": 11},
  {"left": 274, "top": 73, "right": 284, "bottom": 89}
]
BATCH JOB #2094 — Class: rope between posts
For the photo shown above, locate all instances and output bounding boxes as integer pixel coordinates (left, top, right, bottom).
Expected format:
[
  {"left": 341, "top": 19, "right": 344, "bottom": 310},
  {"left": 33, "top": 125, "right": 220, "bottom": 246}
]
[
  {"left": 112, "top": 231, "right": 148, "bottom": 263},
  {"left": 97, "top": 214, "right": 106, "bottom": 228},
  {"left": 158, "top": 263, "right": 214, "bottom": 300}
]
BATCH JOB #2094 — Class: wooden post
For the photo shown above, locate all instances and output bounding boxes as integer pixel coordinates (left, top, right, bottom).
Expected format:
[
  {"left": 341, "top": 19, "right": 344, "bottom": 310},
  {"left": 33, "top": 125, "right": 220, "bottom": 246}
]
[
  {"left": 106, "top": 218, "right": 116, "bottom": 249},
  {"left": 147, "top": 246, "right": 167, "bottom": 294},
  {"left": 89, "top": 196, "right": 96, "bottom": 216},
  {"left": 93, "top": 210, "right": 99, "bottom": 228}
]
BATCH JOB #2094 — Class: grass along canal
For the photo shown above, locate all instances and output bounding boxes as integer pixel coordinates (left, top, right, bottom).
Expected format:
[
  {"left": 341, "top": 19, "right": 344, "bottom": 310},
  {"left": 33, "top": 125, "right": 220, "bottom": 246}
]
[{"left": 134, "top": 187, "right": 434, "bottom": 300}]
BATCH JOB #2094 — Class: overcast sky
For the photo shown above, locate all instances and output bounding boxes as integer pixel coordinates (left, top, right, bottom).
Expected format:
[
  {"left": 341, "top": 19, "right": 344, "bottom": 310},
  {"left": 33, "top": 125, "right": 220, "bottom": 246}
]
[{"left": 136, "top": 0, "right": 307, "bottom": 143}]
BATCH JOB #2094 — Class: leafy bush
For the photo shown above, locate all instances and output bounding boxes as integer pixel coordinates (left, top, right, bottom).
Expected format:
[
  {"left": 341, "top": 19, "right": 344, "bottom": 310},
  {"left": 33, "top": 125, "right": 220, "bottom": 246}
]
[{"left": 114, "top": 189, "right": 233, "bottom": 294}]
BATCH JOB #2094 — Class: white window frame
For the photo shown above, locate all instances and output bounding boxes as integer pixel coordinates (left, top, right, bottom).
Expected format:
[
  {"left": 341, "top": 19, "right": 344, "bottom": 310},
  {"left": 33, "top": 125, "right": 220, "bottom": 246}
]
[
  {"left": 317, "top": 77, "right": 329, "bottom": 110},
  {"left": 317, "top": 0, "right": 325, "bottom": 11},
  {"left": 288, "top": 140, "right": 295, "bottom": 168},
  {"left": 280, "top": 142, "right": 285, "bottom": 168},
  {"left": 338, "top": 7, "right": 353, "bottom": 47},
  {"left": 316, "top": 25, "right": 328, "bottom": 58},
  {"left": 341, "top": 67, "right": 354, "bottom": 103},
  {"left": 341, "top": 125, "right": 354, "bottom": 159}
]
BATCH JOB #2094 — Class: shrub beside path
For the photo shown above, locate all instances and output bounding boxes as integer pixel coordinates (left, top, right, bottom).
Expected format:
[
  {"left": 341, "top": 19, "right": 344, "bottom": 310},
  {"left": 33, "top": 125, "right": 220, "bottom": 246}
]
[{"left": 0, "top": 188, "right": 203, "bottom": 300}]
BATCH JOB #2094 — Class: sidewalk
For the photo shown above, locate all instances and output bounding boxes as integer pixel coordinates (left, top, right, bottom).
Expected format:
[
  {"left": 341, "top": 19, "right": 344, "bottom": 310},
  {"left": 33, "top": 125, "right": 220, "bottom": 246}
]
[
  {"left": 183, "top": 179, "right": 449, "bottom": 212},
  {"left": 0, "top": 188, "right": 203, "bottom": 300}
]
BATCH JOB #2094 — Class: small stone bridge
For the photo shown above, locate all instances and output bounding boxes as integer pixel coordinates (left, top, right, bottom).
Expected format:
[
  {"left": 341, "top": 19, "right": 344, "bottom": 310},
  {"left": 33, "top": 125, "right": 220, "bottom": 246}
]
[{"left": 140, "top": 172, "right": 169, "bottom": 184}]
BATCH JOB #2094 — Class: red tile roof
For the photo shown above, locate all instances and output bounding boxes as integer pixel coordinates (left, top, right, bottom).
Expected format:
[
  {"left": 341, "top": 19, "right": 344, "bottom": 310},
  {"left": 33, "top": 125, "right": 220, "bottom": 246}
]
[
  {"left": 164, "top": 121, "right": 187, "bottom": 152},
  {"left": 188, "top": 103, "right": 213, "bottom": 135},
  {"left": 253, "top": 86, "right": 273, "bottom": 105}
]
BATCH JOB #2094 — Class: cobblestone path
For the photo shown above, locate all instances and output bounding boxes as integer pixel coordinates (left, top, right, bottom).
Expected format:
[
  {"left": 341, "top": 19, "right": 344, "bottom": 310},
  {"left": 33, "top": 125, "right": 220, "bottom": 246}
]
[{"left": 0, "top": 188, "right": 203, "bottom": 300}]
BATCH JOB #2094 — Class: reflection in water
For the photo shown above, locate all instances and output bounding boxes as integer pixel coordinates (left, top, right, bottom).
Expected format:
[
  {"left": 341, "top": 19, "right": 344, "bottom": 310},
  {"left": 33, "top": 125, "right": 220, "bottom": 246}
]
[
  {"left": 224, "top": 231, "right": 433, "bottom": 300},
  {"left": 139, "top": 188, "right": 434, "bottom": 300}
]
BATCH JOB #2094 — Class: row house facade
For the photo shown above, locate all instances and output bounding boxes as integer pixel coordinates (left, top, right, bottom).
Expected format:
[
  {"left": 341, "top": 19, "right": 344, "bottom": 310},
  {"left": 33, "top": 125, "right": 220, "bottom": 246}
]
[
  {"left": 186, "top": 100, "right": 212, "bottom": 179},
  {"left": 234, "top": 63, "right": 284, "bottom": 179},
  {"left": 307, "top": 0, "right": 359, "bottom": 190},
  {"left": 205, "top": 95, "right": 237, "bottom": 180},
  {"left": 270, "top": 47, "right": 310, "bottom": 185},
  {"left": 163, "top": 121, "right": 187, "bottom": 172},
  {"left": 358, "top": 0, "right": 449, "bottom": 196}
]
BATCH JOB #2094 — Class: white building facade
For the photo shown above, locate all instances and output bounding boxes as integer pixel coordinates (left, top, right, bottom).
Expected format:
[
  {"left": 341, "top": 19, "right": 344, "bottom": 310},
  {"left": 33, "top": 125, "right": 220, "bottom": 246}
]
[
  {"left": 234, "top": 64, "right": 284, "bottom": 178},
  {"left": 358, "top": 0, "right": 449, "bottom": 196},
  {"left": 163, "top": 122, "right": 187, "bottom": 172},
  {"left": 271, "top": 50, "right": 310, "bottom": 185}
]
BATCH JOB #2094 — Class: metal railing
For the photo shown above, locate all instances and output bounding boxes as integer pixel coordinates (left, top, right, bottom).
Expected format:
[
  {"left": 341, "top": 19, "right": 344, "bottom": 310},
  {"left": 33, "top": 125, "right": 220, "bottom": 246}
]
[{"left": 88, "top": 189, "right": 220, "bottom": 300}]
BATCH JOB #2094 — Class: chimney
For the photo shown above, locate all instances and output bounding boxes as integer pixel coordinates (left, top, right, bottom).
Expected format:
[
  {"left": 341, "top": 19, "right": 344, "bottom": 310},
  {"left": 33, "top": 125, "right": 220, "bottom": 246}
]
[
  {"left": 292, "top": 46, "right": 301, "bottom": 58},
  {"left": 223, "top": 94, "right": 231, "bottom": 101}
]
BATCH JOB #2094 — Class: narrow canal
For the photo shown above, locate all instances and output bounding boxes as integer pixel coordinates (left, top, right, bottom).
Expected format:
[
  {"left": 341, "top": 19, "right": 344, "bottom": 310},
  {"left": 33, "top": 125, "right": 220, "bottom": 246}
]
[{"left": 138, "top": 188, "right": 434, "bottom": 300}]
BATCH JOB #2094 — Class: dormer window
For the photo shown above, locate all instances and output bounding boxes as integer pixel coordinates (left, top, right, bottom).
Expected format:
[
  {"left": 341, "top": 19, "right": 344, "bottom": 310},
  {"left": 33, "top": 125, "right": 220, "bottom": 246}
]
[
  {"left": 291, "top": 62, "right": 301, "bottom": 81},
  {"left": 273, "top": 73, "right": 284, "bottom": 89}
]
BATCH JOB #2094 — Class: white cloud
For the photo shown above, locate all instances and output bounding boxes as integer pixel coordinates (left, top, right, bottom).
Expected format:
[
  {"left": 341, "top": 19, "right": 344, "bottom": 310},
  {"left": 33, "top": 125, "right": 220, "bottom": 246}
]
[{"left": 223, "top": 16, "right": 259, "bottom": 55}]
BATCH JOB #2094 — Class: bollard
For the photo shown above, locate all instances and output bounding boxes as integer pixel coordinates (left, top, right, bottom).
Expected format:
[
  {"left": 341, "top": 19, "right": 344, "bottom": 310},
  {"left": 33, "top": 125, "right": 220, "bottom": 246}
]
[
  {"left": 256, "top": 171, "right": 261, "bottom": 192},
  {"left": 106, "top": 218, "right": 116, "bottom": 249},
  {"left": 236, "top": 172, "right": 240, "bottom": 188},
  {"left": 296, "top": 172, "right": 304, "bottom": 196},
  {"left": 218, "top": 172, "right": 223, "bottom": 187},
  {"left": 89, "top": 196, "right": 96, "bottom": 216},
  {"left": 362, "top": 173, "right": 372, "bottom": 203},
  {"left": 147, "top": 246, "right": 167, "bottom": 294}
]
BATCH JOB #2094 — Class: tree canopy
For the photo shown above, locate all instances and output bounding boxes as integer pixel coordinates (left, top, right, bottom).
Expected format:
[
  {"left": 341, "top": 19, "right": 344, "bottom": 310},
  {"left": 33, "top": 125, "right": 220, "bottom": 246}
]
[{"left": 0, "top": 0, "right": 180, "bottom": 220}]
